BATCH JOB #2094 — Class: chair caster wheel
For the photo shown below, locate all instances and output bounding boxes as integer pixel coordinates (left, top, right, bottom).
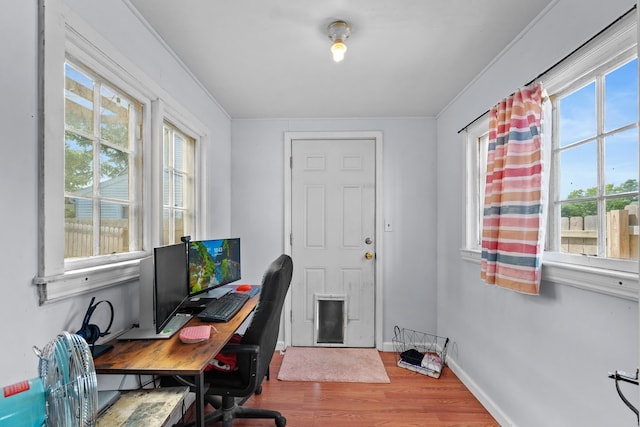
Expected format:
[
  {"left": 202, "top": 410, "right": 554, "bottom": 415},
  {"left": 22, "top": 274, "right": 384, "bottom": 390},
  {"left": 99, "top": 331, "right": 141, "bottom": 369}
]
[
  {"left": 255, "top": 385, "right": 262, "bottom": 395},
  {"left": 275, "top": 415, "right": 286, "bottom": 427}
]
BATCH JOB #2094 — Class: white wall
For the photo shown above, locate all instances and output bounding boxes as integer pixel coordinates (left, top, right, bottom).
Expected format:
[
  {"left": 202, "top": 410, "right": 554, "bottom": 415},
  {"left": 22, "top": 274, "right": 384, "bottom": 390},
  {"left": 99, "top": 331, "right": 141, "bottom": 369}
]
[
  {"left": 436, "top": 0, "right": 638, "bottom": 426},
  {"left": 3, "top": 0, "right": 638, "bottom": 424},
  {"left": 230, "top": 118, "right": 438, "bottom": 340},
  {"left": 0, "top": 0, "right": 231, "bottom": 385}
]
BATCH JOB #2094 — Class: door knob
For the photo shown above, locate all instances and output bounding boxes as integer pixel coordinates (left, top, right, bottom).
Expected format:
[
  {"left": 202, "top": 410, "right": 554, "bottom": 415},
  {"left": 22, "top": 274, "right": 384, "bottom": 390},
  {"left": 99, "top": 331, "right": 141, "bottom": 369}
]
[{"left": 365, "top": 252, "right": 373, "bottom": 260}]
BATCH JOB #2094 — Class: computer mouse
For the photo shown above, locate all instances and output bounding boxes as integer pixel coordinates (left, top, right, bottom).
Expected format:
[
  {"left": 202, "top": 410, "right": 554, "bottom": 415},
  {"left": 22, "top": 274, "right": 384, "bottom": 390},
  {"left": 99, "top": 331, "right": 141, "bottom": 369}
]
[{"left": 236, "top": 284, "right": 252, "bottom": 292}]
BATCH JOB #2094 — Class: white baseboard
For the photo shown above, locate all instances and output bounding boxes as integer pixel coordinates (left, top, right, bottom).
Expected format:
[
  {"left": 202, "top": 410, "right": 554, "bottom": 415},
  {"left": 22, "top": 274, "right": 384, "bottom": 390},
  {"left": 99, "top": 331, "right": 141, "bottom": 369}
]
[
  {"left": 381, "top": 341, "right": 513, "bottom": 427},
  {"left": 446, "top": 356, "right": 515, "bottom": 427}
]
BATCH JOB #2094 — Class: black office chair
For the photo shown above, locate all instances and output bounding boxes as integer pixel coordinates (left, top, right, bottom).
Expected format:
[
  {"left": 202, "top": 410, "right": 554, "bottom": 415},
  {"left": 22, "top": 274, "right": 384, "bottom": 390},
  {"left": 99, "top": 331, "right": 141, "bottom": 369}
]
[{"left": 190, "top": 254, "right": 292, "bottom": 427}]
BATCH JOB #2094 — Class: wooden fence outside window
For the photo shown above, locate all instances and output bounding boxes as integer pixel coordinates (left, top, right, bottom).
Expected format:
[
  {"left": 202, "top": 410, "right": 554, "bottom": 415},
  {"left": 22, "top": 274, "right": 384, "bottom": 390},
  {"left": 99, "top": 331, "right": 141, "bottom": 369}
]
[
  {"left": 64, "top": 219, "right": 129, "bottom": 258},
  {"left": 561, "top": 205, "right": 639, "bottom": 260}
]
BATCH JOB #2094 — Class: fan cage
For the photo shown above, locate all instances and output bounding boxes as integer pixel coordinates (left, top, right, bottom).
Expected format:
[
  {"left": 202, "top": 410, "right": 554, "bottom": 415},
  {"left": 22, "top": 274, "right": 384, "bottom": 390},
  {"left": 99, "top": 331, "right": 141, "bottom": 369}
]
[{"left": 38, "top": 332, "right": 98, "bottom": 426}]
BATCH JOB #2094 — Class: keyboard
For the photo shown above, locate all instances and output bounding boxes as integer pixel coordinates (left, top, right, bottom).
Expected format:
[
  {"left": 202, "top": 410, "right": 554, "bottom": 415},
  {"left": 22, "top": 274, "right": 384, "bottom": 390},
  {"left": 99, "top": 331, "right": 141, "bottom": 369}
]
[{"left": 197, "top": 292, "right": 251, "bottom": 322}]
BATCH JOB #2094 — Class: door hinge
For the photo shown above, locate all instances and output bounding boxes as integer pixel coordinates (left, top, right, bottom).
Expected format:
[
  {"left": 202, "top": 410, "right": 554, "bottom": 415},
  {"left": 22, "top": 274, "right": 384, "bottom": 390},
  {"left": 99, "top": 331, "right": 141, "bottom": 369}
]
[
  {"left": 290, "top": 233, "right": 292, "bottom": 246},
  {"left": 290, "top": 156, "right": 293, "bottom": 169}
]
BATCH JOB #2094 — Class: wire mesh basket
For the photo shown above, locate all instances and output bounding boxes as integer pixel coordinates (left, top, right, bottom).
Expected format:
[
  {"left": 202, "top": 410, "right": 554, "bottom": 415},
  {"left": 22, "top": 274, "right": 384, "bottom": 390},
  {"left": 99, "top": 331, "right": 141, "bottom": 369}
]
[{"left": 392, "top": 326, "right": 449, "bottom": 378}]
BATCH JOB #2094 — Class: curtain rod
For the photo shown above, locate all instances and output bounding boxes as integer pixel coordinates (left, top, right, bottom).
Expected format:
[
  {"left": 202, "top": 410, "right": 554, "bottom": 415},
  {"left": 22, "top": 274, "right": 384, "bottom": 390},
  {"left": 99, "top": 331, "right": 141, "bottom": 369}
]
[{"left": 456, "top": 4, "right": 638, "bottom": 134}]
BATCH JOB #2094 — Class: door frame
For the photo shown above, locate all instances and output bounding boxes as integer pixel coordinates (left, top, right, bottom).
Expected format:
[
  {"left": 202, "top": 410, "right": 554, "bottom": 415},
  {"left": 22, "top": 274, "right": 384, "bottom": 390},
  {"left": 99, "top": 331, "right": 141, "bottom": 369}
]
[{"left": 283, "top": 131, "right": 384, "bottom": 350}]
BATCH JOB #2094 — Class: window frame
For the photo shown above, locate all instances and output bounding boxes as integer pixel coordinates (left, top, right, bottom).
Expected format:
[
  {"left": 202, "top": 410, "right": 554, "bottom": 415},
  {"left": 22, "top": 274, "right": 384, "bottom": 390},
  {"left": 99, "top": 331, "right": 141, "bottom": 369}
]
[
  {"left": 35, "top": 0, "right": 208, "bottom": 304},
  {"left": 463, "top": 116, "right": 490, "bottom": 254},
  {"left": 151, "top": 99, "right": 206, "bottom": 245},
  {"left": 161, "top": 120, "right": 197, "bottom": 245},
  {"left": 546, "top": 53, "right": 638, "bottom": 267},
  {"left": 462, "top": 11, "right": 639, "bottom": 300},
  {"left": 63, "top": 56, "right": 145, "bottom": 266}
]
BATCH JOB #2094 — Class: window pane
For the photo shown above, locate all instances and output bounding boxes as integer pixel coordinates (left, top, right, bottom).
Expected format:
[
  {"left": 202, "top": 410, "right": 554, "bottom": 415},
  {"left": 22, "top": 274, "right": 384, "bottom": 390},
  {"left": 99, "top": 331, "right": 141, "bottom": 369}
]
[
  {"left": 606, "top": 196, "right": 639, "bottom": 213},
  {"left": 65, "top": 197, "right": 93, "bottom": 258},
  {"left": 174, "top": 172, "right": 184, "bottom": 207},
  {"left": 476, "top": 134, "right": 489, "bottom": 248},
  {"left": 100, "top": 86, "right": 131, "bottom": 148},
  {"left": 174, "top": 133, "right": 185, "bottom": 170},
  {"left": 99, "top": 201, "right": 129, "bottom": 255},
  {"left": 163, "top": 127, "right": 170, "bottom": 168},
  {"left": 64, "top": 64, "right": 94, "bottom": 133},
  {"left": 163, "top": 208, "right": 171, "bottom": 245},
  {"left": 605, "top": 128, "right": 639, "bottom": 195},
  {"left": 65, "top": 131, "right": 93, "bottom": 194},
  {"left": 558, "top": 81, "right": 596, "bottom": 147},
  {"left": 605, "top": 196, "right": 638, "bottom": 260},
  {"left": 560, "top": 200, "right": 597, "bottom": 256},
  {"left": 174, "top": 210, "right": 184, "bottom": 243},
  {"left": 604, "top": 58, "right": 638, "bottom": 132},
  {"left": 559, "top": 140, "right": 597, "bottom": 200},
  {"left": 163, "top": 170, "right": 170, "bottom": 206},
  {"left": 100, "top": 145, "right": 129, "bottom": 199}
]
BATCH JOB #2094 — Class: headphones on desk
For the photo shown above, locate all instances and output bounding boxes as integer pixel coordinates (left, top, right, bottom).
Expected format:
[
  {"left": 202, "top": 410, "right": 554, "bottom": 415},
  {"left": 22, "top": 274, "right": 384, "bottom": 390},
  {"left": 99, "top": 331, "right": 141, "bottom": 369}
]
[{"left": 76, "top": 297, "right": 114, "bottom": 346}]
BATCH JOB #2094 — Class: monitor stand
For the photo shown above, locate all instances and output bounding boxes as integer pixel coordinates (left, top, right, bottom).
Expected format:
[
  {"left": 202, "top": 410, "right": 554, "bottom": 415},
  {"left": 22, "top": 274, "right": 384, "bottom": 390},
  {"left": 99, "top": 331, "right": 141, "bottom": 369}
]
[
  {"left": 91, "top": 344, "right": 114, "bottom": 358},
  {"left": 189, "top": 285, "right": 233, "bottom": 302},
  {"left": 179, "top": 286, "right": 234, "bottom": 313},
  {"left": 202, "top": 286, "right": 234, "bottom": 299}
]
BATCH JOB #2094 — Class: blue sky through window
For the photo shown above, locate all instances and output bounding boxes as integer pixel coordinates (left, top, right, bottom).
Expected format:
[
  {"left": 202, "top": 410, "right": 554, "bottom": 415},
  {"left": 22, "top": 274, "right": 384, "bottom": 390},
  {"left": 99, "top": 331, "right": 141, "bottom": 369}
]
[{"left": 558, "top": 57, "right": 638, "bottom": 200}]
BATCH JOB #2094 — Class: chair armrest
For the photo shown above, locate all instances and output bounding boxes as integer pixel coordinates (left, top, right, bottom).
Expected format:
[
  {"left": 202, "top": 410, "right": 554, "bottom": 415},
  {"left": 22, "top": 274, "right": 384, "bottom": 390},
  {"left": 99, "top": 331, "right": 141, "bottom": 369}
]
[
  {"left": 207, "top": 344, "right": 262, "bottom": 397},
  {"left": 170, "top": 345, "right": 260, "bottom": 391}
]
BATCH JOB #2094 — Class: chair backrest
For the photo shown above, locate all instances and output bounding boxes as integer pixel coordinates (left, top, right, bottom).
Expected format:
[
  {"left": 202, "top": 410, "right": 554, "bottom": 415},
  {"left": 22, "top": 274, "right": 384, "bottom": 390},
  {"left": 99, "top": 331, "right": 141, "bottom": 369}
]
[{"left": 238, "top": 254, "right": 293, "bottom": 384}]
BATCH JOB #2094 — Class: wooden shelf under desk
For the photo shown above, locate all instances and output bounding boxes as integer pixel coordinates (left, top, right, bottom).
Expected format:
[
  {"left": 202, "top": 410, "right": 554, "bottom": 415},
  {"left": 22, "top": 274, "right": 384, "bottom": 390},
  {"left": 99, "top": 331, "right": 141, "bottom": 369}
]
[
  {"left": 93, "top": 294, "right": 258, "bottom": 376},
  {"left": 97, "top": 386, "right": 189, "bottom": 427}
]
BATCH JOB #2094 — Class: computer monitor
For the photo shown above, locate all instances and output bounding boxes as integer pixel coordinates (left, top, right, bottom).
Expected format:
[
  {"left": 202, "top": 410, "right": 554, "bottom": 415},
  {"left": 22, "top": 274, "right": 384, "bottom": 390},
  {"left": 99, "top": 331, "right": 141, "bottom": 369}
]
[
  {"left": 188, "top": 238, "right": 241, "bottom": 297},
  {"left": 153, "top": 242, "right": 189, "bottom": 333}
]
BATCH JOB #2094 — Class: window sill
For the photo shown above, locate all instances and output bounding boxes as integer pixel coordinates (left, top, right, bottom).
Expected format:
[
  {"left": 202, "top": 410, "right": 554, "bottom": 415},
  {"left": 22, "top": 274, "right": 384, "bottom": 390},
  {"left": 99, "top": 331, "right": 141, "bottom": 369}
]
[
  {"left": 460, "top": 249, "right": 638, "bottom": 301},
  {"left": 33, "top": 259, "right": 141, "bottom": 305}
]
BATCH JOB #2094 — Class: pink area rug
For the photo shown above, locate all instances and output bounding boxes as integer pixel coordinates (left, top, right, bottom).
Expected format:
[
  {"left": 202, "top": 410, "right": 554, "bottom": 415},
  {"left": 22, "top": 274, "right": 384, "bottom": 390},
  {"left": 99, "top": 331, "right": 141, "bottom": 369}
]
[{"left": 277, "top": 347, "right": 390, "bottom": 383}]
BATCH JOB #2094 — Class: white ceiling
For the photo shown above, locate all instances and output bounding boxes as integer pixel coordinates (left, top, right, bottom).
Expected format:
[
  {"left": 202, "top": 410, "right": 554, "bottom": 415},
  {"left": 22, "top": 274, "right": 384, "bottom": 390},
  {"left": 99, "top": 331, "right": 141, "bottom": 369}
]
[{"left": 129, "top": 0, "right": 552, "bottom": 119}]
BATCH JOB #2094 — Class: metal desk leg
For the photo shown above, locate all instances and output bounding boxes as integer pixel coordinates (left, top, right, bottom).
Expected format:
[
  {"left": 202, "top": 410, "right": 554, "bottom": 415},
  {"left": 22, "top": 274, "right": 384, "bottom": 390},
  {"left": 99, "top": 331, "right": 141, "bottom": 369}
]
[{"left": 195, "top": 373, "right": 205, "bottom": 427}]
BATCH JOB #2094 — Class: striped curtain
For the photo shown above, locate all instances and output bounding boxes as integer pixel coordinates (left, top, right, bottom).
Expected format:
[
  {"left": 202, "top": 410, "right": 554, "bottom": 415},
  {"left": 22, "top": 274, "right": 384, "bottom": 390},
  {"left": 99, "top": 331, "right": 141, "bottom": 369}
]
[{"left": 480, "top": 83, "right": 547, "bottom": 295}]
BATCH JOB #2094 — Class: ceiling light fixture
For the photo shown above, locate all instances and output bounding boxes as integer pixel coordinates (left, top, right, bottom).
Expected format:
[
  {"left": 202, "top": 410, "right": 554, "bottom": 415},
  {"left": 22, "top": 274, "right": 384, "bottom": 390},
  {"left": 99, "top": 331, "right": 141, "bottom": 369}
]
[{"left": 327, "top": 20, "right": 351, "bottom": 63}]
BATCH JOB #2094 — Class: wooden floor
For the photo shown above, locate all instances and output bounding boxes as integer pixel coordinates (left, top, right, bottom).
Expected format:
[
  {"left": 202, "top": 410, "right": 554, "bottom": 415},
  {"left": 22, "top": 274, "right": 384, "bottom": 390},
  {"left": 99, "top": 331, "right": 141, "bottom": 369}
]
[{"left": 181, "top": 351, "right": 498, "bottom": 427}]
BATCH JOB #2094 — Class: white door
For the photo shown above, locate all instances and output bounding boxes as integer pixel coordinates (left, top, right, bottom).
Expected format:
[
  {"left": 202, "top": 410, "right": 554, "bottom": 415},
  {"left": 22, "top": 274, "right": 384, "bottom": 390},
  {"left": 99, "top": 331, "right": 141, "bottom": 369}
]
[{"left": 290, "top": 138, "right": 376, "bottom": 347}]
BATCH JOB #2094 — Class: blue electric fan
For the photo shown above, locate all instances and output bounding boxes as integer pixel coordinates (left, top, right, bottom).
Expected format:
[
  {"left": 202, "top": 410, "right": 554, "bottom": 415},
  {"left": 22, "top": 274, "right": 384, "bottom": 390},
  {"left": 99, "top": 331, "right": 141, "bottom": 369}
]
[{"left": 0, "top": 331, "right": 98, "bottom": 426}]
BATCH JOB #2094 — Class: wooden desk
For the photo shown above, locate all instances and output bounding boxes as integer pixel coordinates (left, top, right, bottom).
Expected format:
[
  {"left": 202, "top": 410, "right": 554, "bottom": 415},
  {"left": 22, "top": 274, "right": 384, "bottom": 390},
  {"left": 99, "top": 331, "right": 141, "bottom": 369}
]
[{"left": 94, "top": 295, "right": 258, "bottom": 427}]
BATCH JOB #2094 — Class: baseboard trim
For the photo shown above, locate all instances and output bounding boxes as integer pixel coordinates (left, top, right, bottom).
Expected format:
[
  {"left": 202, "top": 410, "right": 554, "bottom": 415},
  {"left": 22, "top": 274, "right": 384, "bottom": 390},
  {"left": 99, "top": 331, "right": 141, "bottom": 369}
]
[
  {"left": 446, "top": 356, "right": 515, "bottom": 427},
  {"left": 381, "top": 340, "right": 513, "bottom": 426}
]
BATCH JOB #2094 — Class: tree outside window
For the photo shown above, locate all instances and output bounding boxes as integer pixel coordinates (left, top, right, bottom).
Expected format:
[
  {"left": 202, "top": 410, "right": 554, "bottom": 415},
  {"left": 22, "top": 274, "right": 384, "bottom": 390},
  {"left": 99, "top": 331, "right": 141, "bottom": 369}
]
[{"left": 64, "top": 60, "right": 142, "bottom": 259}]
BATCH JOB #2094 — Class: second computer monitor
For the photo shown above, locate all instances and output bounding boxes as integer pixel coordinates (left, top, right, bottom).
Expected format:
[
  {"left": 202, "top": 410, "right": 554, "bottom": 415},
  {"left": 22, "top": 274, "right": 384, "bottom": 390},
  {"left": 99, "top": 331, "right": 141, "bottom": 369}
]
[
  {"left": 188, "top": 238, "right": 241, "bottom": 297},
  {"left": 154, "top": 242, "right": 189, "bottom": 333}
]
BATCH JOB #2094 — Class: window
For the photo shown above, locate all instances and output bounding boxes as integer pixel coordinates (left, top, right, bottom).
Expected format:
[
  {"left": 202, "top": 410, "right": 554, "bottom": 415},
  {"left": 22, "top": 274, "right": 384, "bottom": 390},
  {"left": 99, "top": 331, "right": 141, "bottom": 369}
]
[
  {"left": 550, "top": 57, "right": 638, "bottom": 265},
  {"left": 36, "top": 2, "right": 207, "bottom": 303},
  {"left": 64, "top": 59, "right": 143, "bottom": 260},
  {"left": 464, "top": 117, "right": 489, "bottom": 252},
  {"left": 162, "top": 122, "right": 195, "bottom": 245},
  {"left": 541, "top": 11, "right": 639, "bottom": 299},
  {"left": 463, "top": 11, "right": 639, "bottom": 298}
]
